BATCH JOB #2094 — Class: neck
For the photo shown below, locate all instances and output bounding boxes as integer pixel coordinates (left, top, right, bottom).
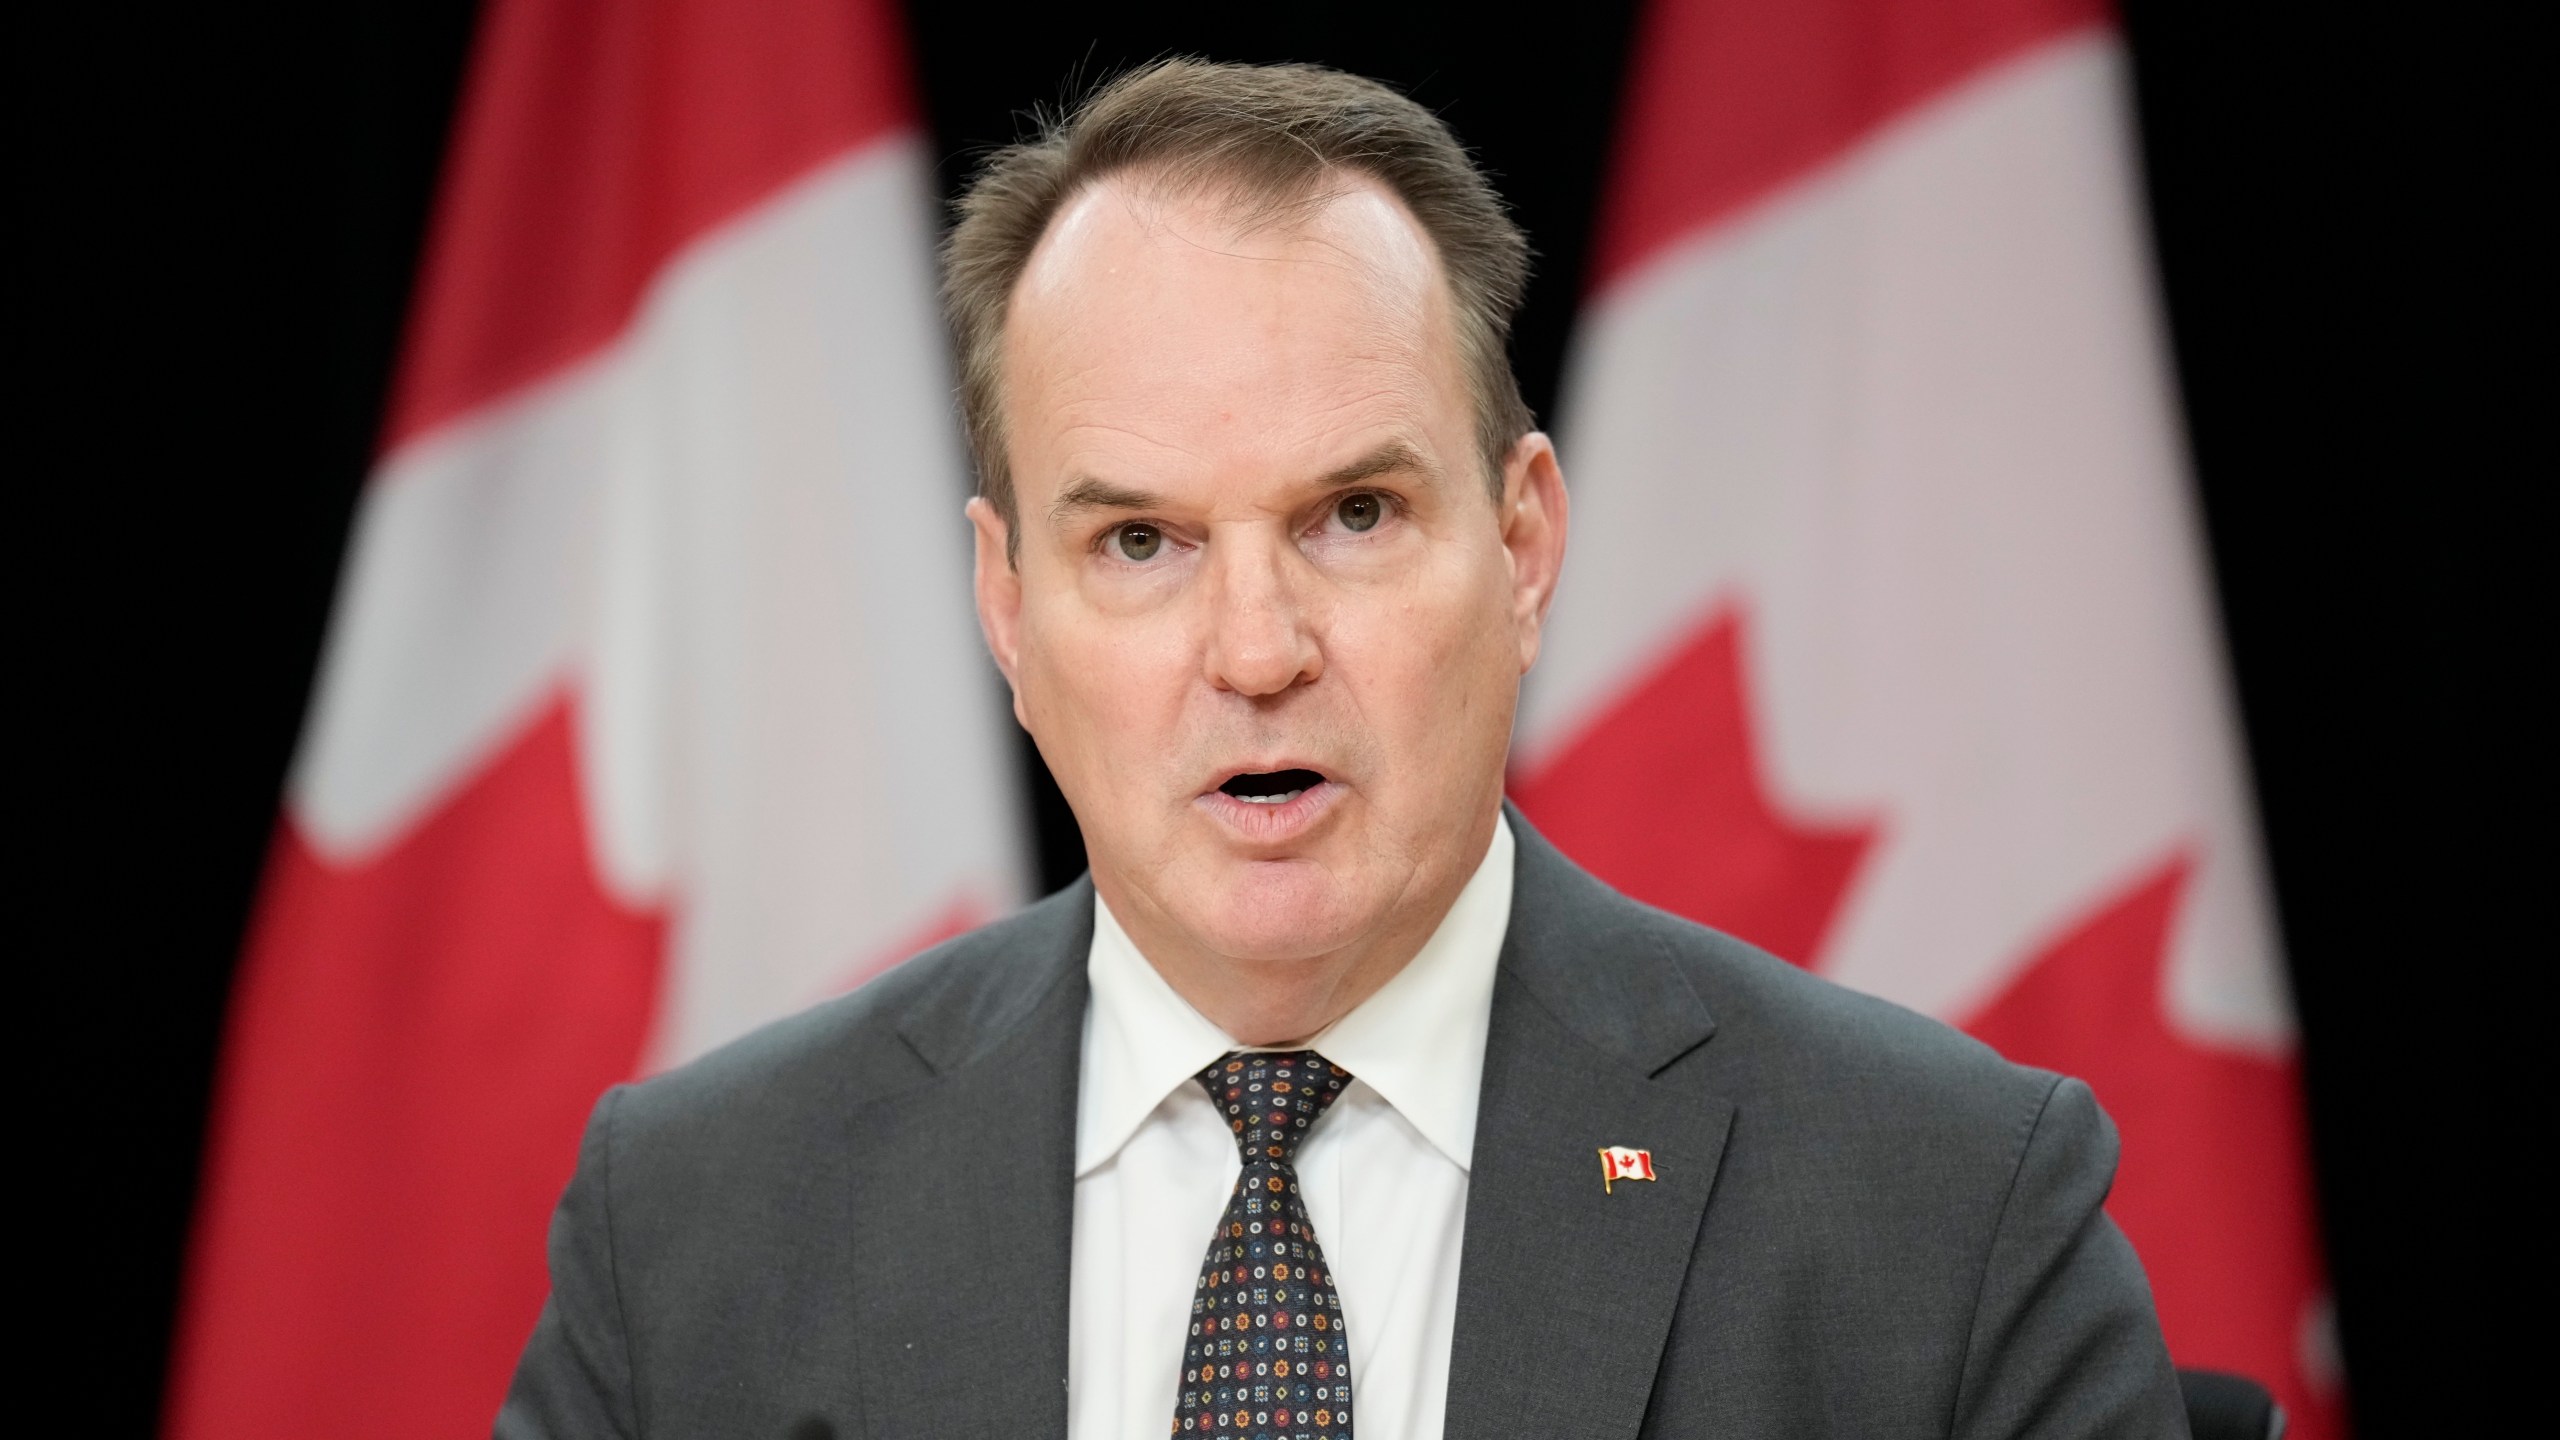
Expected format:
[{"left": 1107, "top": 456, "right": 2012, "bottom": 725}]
[
  {"left": 1134, "top": 912, "right": 1440, "bottom": 1048},
  {"left": 1098, "top": 813, "right": 1498, "bottom": 1047}
]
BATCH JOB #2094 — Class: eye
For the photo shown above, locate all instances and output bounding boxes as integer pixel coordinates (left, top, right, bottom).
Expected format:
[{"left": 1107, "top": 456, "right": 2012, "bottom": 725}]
[
  {"left": 1333, "top": 492, "right": 1384, "bottom": 533},
  {"left": 1109, "top": 521, "right": 1165, "bottom": 562}
]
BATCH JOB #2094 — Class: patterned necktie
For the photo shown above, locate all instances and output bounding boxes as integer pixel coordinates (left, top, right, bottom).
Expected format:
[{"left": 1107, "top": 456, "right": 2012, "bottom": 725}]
[{"left": 1173, "top": 1050, "right": 1355, "bottom": 1439}]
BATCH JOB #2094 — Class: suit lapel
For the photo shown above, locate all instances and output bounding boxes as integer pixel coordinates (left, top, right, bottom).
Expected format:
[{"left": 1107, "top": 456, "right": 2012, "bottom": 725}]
[
  {"left": 1444, "top": 817, "right": 1736, "bottom": 1440},
  {"left": 824, "top": 826, "right": 1731, "bottom": 1439},
  {"left": 841, "top": 883, "right": 1091, "bottom": 1440}
]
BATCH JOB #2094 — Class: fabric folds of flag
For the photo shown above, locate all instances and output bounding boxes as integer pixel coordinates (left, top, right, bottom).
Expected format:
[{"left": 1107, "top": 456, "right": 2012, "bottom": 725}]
[
  {"left": 165, "top": 3, "right": 1020, "bottom": 1435},
  {"left": 1514, "top": 0, "right": 2340, "bottom": 1432}
]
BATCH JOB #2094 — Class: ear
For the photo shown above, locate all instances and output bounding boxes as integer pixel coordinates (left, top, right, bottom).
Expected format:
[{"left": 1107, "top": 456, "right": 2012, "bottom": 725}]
[
  {"left": 967, "top": 496, "right": 1029, "bottom": 722},
  {"left": 1497, "top": 432, "right": 1570, "bottom": 674}
]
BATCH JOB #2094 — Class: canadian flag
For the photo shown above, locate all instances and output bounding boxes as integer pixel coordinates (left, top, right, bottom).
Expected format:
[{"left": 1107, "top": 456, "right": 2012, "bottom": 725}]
[
  {"left": 1512, "top": 0, "right": 2339, "bottom": 1432},
  {"left": 164, "top": 2, "right": 1020, "bottom": 1435},
  {"left": 1599, "top": 1145, "right": 1659, "bottom": 1192}
]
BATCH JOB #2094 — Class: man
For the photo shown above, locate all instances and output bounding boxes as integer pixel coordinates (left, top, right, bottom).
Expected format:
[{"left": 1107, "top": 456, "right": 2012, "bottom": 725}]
[{"left": 501, "top": 61, "right": 2185, "bottom": 1439}]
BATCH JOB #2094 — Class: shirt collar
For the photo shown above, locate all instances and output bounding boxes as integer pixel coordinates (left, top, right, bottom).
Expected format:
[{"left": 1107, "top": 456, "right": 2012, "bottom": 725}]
[
  {"left": 1076, "top": 886, "right": 1239, "bottom": 1178},
  {"left": 1075, "top": 813, "right": 1514, "bottom": 1178}
]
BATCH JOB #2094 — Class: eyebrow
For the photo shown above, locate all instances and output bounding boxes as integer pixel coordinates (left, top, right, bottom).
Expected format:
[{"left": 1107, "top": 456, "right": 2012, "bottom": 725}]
[
  {"left": 1318, "top": 439, "right": 1439, "bottom": 492},
  {"left": 1049, "top": 477, "right": 1164, "bottom": 525},
  {"left": 1046, "top": 439, "right": 1441, "bottom": 527}
]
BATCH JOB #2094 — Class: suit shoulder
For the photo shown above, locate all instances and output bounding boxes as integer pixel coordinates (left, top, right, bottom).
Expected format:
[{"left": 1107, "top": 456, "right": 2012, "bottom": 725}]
[
  {"left": 1507, "top": 821, "right": 2060, "bottom": 1138},
  {"left": 607, "top": 883, "right": 1090, "bottom": 1143},
  {"left": 1618, "top": 894, "right": 2065, "bottom": 1143}
]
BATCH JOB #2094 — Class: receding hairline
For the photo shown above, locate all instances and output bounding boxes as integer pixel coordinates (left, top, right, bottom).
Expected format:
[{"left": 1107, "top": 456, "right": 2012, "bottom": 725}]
[
  {"left": 1006, "top": 165, "right": 1465, "bottom": 399},
  {"left": 941, "top": 59, "right": 1538, "bottom": 556},
  {"left": 1027, "top": 161, "right": 1441, "bottom": 285},
  {"left": 1058, "top": 147, "right": 1429, "bottom": 247},
  {"left": 1002, "top": 169, "right": 1483, "bottom": 517}
]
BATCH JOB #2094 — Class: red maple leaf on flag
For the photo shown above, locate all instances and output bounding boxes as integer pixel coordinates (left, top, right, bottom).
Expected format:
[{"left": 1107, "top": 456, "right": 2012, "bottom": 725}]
[
  {"left": 1513, "top": 606, "right": 2339, "bottom": 1437},
  {"left": 1969, "top": 857, "right": 2338, "bottom": 1437},
  {"left": 1510, "top": 608, "right": 1875, "bottom": 965}
]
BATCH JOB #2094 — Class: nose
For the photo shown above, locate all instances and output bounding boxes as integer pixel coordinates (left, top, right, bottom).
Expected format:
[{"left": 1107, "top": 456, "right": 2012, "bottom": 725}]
[{"left": 1202, "top": 529, "right": 1323, "bottom": 698}]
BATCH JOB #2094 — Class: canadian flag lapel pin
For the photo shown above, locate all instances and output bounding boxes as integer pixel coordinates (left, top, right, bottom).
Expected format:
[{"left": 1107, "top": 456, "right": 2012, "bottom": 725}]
[{"left": 1598, "top": 1145, "right": 1657, "bottom": 1194}]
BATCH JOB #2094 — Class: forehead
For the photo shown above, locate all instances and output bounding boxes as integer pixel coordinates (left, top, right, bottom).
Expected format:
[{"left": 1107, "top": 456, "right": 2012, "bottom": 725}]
[{"left": 1002, "top": 172, "right": 1465, "bottom": 495}]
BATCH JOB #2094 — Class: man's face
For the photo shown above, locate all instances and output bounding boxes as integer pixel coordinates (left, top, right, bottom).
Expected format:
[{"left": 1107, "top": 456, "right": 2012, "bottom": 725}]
[{"left": 972, "top": 172, "right": 1565, "bottom": 971}]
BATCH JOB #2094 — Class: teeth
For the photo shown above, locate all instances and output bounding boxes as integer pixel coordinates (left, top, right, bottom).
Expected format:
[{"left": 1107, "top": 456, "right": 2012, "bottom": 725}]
[{"left": 1237, "top": 789, "right": 1306, "bottom": 805}]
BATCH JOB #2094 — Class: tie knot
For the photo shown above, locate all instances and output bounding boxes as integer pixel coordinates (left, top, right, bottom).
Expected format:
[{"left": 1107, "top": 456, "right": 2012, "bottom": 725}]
[{"left": 1195, "top": 1050, "right": 1351, "bottom": 1167}]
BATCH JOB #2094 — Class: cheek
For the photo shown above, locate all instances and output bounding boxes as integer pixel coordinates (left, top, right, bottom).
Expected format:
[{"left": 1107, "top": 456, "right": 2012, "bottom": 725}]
[
  {"left": 1016, "top": 591, "right": 1196, "bottom": 777},
  {"left": 1333, "top": 564, "right": 1518, "bottom": 747}
]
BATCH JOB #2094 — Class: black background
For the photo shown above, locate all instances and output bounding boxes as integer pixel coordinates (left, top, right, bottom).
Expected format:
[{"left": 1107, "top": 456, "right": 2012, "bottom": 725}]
[{"left": 22, "top": 2, "right": 2530, "bottom": 1432}]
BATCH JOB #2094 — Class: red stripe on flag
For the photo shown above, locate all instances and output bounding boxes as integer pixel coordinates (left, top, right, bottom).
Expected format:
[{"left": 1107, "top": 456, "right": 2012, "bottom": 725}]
[
  {"left": 1587, "top": 0, "right": 2107, "bottom": 293},
  {"left": 1965, "top": 857, "right": 2336, "bottom": 1438},
  {"left": 382, "top": 0, "right": 918, "bottom": 451},
  {"left": 167, "top": 699, "right": 663, "bottom": 1440}
]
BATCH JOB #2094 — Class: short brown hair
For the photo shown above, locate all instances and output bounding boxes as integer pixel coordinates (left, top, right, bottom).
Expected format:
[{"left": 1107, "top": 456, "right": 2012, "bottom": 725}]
[{"left": 942, "top": 59, "right": 1535, "bottom": 542}]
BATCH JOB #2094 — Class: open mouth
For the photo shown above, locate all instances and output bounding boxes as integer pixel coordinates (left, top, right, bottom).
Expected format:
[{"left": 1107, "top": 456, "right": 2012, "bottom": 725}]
[{"left": 1217, "top": 769, "right": 1327, "bottom": 805}]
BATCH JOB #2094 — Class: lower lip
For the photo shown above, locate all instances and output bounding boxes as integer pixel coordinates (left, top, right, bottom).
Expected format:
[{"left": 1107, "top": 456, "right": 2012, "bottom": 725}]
[{"left": 1196, "top": 780, "right": 1342, "bottom": 844}]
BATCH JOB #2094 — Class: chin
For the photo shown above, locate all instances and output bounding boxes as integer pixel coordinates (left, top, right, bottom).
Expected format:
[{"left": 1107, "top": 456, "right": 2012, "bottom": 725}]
[{"left": 1180, "top": 855, "right": 1371, "bottom": 962}]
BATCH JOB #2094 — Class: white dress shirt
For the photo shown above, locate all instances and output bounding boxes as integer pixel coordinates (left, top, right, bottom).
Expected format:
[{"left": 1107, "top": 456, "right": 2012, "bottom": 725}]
[{"left": 1068, "top": 815, "right": 1515, "bottom": 1440}]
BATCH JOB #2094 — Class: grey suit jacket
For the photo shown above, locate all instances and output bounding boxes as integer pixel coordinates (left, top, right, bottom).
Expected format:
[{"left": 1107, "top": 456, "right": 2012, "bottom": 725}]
[{"left": 500, "top": 815, "right": 2186, "bottom": 1438}]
